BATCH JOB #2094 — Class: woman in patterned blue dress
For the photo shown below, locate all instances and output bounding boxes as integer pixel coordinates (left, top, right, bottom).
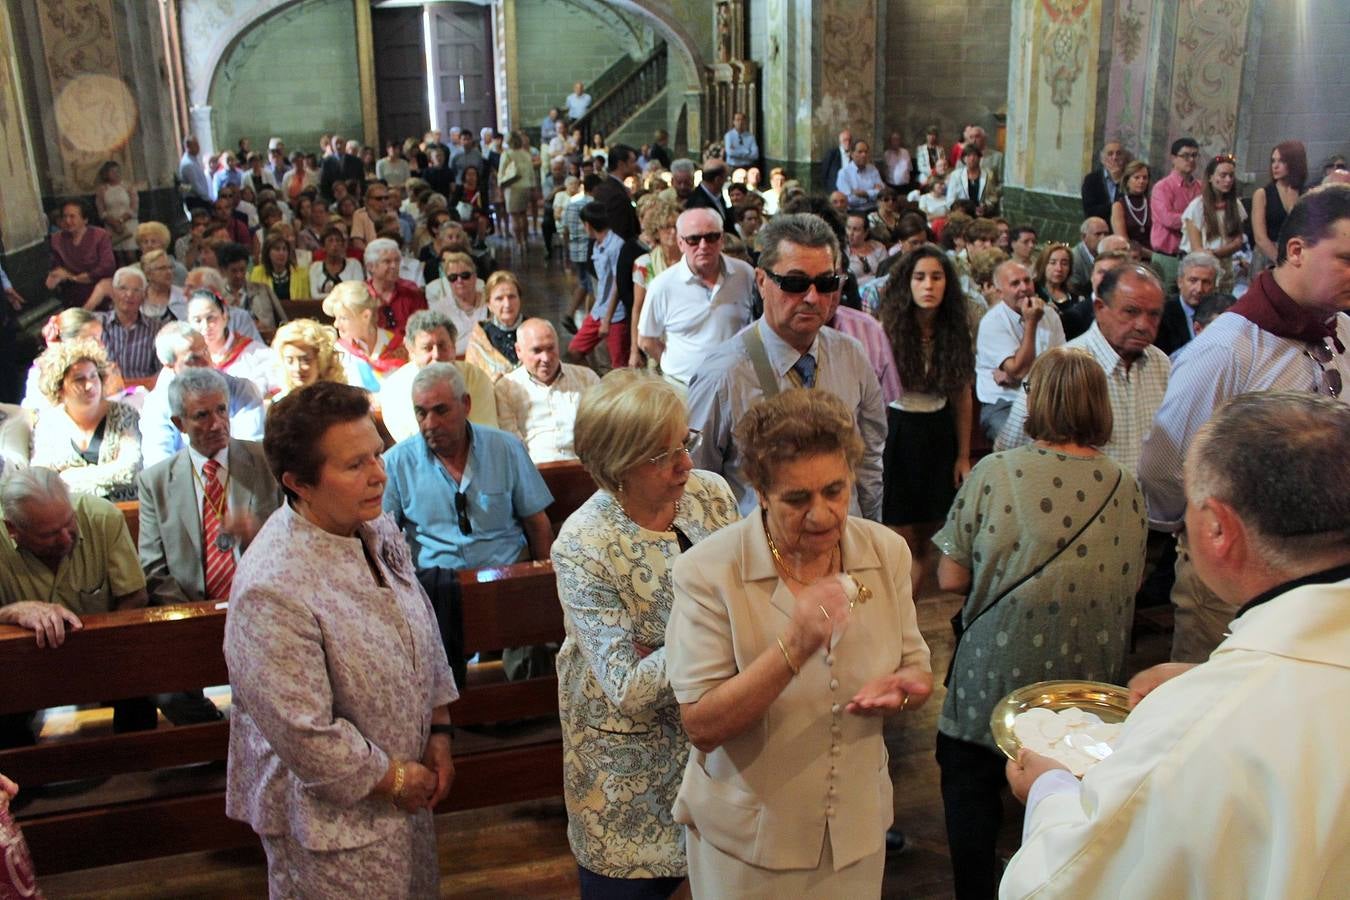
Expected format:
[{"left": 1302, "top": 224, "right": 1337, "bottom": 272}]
[{"left": 552, "top": 369, "right": 738, "bottom": 898}]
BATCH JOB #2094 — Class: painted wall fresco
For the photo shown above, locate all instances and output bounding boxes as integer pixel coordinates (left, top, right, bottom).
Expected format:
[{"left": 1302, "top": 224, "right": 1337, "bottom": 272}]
[
  {"left": 1103, "top": 0, "right": 1159, "bottom": 152},
  {"left": 0, "top": 3, "right": 45, "bottom": 249},
  {"left": 34, "top": 0, "right": 135, "bottom": 194},
  {"left": 1167, "top": 0, "right": 1252, "bottom": 156},
  {"left": 1007, "top": 0, "right": 1104, "bottom": 195},
  {"left": 816, "top": 0, "right": 876, "bottom": 152}
]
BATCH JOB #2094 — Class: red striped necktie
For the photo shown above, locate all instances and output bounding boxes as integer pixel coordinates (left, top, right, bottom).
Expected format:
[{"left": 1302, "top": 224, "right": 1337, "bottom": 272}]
[{"left": 202, "top": 459, "right": 235, "bottom": 600}]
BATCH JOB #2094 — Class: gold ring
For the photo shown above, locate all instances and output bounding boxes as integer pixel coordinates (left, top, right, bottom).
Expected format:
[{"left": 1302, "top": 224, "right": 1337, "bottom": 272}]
[{"left": 818, "top": 604, "right": 831, "bottom": 621}]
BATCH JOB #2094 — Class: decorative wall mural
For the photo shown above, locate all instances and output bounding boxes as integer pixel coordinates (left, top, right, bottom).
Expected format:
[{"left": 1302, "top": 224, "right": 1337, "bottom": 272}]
[
  {"left": 1104, "top": 0, "right": 1157, "bottom": 151},
  {"left": 1168, "top": 0, "right": 1252, "bottom": 155},
  {"left": 817, "top": 0, "right": 875, "bottom": 148},
  {"left": 0, "top": 4, "right": 45, "bottom": 248},
  {"left": 1012, "top": 0, "right": 1103, "bottom": 195},
  {"left": 1039, "top": 0, "right": 1092, "bottom": 150},
  {"left": 35, "top": 0, "right": 134, "bottom": 192}
]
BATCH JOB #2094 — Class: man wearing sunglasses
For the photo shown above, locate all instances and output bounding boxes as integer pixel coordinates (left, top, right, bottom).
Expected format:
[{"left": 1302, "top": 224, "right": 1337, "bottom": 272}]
[
  {"left": 688, "top": 213, "right": 886, "bottom": 519},
  {"left": 1141, "top": 183, "right": 1350, "bottom": 664},
  {"left": 637, "top": 208, "right": 756, "bottom": 386}
]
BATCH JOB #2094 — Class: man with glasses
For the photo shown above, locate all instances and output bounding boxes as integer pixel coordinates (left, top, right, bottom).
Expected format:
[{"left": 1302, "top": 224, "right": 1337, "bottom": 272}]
[
  {"left": 1150, "top": 137, "right": 1204, "bottom": 286},
  {"left": 349, "top": 178, "right": 389, "bottom": 252},
  {"left": 638, "top": 208, "right": 756, "bottom": 386},
  {"left": 1141, "top": 184, "right": 1350, "bottom": 664},
  {"left": 688, "top": 213, "right": 886, "bottom": 519},
  {"left": 383, "top": 362, "right": 554, "bottom": 679}
]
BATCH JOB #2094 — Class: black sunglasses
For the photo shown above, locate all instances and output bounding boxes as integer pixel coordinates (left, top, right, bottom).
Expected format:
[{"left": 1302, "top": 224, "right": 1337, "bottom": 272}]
[
  {"left": 381, "top": 305, "right": 397, "bottom": 330},
  {"left": 761, "top": 270, "right": 843, "bottom": 295},
  {"left": 1306, "top": 341, "right": 1343, "bottom": 398},
  {"left": 443, "top": 271, "right": 474, "bottom": 282},
  {"left": 454, "top": 491, "right": 473, "bottom": 534},
  {"left": 679, "top": 231, "right": 722, "bottom": 246}
]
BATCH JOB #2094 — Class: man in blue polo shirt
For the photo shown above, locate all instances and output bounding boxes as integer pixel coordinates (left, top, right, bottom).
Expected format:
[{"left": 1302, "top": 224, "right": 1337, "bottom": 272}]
[
  {"left": 383, "top": 362, "right": 555, "bottom": 680},
  {"left": 383, "top": 362, "right": 553, "bottom": 571}
]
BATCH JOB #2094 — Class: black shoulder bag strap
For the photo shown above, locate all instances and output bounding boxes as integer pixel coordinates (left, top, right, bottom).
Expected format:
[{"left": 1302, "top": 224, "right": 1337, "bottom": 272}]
[{"left": 944, "top": 468, "right": 1123, "bottom": 687}]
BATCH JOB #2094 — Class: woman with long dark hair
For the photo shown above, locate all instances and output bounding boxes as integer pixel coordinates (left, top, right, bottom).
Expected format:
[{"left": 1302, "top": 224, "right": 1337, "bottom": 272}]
[
  {"left": 1250, "top": 140, "right": 1307, "bottom": 269},
  {"left": 1181, "top": 153, "right": 1247, "bottom": 291},
  {"left": 878, "top": 245, "right": 974, "bottom": 597}
]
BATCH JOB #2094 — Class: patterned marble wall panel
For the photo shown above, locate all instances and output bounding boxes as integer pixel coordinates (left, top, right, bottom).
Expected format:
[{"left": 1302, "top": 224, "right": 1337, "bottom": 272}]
[
  {"left": 34, "top": 0, "right": 135, "bottom": 194},
  {"left": 1166, "top": 0, "right": 1252, "bottom": 157},
  {"left": 817, "top": 0, "right": 876, "bottom": 152},
  {"left": 0, "top": 3, "right": 45, "bottom": 249},
  {"left": 1103, "top": 0, "right": 1159, "bottom": 153},
  {"left": 1009, "top": 0, "right": 1105, "bottom": 195}
]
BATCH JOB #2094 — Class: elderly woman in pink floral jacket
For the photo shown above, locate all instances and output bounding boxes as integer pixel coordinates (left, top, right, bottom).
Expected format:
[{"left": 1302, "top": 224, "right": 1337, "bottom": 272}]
[{"left": 224, "top": 382, "right": 457, "bottom": 897}]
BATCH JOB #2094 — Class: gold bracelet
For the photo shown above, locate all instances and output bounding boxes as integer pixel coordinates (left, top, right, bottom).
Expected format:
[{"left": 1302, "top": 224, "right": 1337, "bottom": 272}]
[
  {"left": 391, "top": 761, "right": 406, "bottom": 802},
  {"left": 776, "top": 637, "right": 800, "bottom": 676}
]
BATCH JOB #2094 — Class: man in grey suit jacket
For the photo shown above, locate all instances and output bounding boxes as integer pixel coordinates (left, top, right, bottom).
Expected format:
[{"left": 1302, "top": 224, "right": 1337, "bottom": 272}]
[{"left": 138, "top": 368, "right": 283, "bottom": 606}]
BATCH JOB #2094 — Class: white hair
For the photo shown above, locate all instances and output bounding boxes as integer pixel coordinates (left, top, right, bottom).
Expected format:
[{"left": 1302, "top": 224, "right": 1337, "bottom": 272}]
[
  {"left": 363, "top": 237, "right": 401, "bottom": 270},
  {"left": 411, "top": 361, "right": 466, "bottom": 399},
  {"left": 1, "top": 467, "right": 69, "bottom": 526},
  {"left": 113, "top": 266, "right": 146, "bottom": 289}
]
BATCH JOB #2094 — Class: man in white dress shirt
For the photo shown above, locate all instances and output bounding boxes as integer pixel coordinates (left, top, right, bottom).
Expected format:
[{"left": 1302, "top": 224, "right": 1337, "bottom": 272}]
[
  {"left": 494, "top": 319, "right": 599, "bottom": 463},
  {"left": 1003, "top": 391, "right": 1350, "bottom": 900},
  {"left": 996, "top": 264, "right": 1169, "bottom": 472},
  {"left": 638, "top": 208, "right": 756, "bottom": 386},
  {"left": 835, "top": 140, "right": 884, "bottom": 213},
  {"left": 722, "top": 112, "right": 760, "bottom": 169},
  {"left": 565, "top": 82, "right": 592, "bottom": 121},
  {"left": 975, "top": 260, "right": 1066, "bottom": 440}
]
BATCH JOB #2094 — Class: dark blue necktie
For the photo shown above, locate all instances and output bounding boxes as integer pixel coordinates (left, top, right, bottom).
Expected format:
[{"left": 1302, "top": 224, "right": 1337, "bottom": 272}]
[{"left": 792, "top": 353, "right": 817, "bottom": 389}]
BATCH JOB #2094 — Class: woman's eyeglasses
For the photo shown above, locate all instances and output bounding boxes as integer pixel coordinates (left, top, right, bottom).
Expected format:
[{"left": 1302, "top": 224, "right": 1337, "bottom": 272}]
[
  {"left": 648, "top": 429, "right": 702, "bottom": 466},
  {"left": 443, "top": 271, "right": 475, "bottom": 283},
  {"left": 760, "top": 270, "right": 843, "bottom": 295},
  {"left": 1306, "top": 340, "right": 1343, "bottom": 398}
]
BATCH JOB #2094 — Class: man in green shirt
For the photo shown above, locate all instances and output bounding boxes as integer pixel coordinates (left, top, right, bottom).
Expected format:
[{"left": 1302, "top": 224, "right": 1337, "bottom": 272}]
[{"left": 1, "top": 467, "right": 150, "bottom": 747}]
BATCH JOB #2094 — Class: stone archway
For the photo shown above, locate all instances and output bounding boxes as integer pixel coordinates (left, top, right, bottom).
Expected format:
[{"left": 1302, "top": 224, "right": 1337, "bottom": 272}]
[{"left": 180, "top": 0, "right": 709, "bottom": 155}]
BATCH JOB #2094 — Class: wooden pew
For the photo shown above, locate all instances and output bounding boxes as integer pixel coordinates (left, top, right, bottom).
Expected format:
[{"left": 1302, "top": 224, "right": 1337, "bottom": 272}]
[
  {"left": 3, "top": 464, "right": 594, "bottom": 875},
  {"left": 278, "top": 298, "right": 330, "bottom": 324}
]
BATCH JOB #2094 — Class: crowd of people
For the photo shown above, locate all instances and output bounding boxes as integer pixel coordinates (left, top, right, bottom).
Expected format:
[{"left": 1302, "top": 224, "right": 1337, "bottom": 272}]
[{"left": 0, "top": 102, "right": 1347, "bottom": 900}]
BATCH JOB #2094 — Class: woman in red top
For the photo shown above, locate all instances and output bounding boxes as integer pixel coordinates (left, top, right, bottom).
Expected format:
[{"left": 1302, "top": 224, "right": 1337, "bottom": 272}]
[{"left": 363, "top": 237, "right": 427, "bottom": 336}]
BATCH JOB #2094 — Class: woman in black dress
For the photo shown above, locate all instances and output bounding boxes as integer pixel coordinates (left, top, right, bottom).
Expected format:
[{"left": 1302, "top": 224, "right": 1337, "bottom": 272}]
[
  {"left": 1250, "top": 140, "right": 1307, "bottom": 270},
  {"left": 1110, "top": 160, "right": 1153, "bottom": 261},
  {"left": 878, "top": 245, "right": 974, "bottom": 597}
]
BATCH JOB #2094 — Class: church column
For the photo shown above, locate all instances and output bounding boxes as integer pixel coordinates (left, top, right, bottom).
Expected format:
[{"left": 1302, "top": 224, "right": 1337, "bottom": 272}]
[{"left": 760, "top": 0, "right": 877, "bottom": 191}]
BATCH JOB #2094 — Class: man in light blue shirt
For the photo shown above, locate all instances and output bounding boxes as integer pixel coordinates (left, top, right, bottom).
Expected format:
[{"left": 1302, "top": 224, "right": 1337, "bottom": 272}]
[
  {"left": 178, "top": 136, "right": 212, "bottom": 211},
  {"left": 835, "top": 140, "right": 884, "bottom": 213},
  {"left": 689, "top": 214, "right": 886, "bottom": 519},
  {"left": 382, "top": 363, "right": 553, "bottom": 572},
  {"left": 723, "top": 112, "right": 760, "bottom": 169}
]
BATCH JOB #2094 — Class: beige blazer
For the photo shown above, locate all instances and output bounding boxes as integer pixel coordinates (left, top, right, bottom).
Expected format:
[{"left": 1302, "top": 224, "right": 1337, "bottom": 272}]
[{"left": 667, "top": 513, "right": 931, "bottom": 872}]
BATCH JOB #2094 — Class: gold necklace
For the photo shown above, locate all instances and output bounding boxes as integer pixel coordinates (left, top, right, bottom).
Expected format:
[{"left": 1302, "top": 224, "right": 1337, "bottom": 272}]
[{"left": 762, "top": 512, "right": 871, "bottom": 608}]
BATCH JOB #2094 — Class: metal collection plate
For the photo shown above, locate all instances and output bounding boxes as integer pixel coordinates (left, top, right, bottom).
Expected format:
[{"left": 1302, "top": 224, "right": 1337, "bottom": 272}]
[{"left": 990, "top": 679, "right": 1131, "bottom": 761}]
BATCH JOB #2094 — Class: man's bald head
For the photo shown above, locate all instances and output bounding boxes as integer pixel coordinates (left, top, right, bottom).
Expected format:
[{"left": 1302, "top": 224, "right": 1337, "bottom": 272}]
[{"left": 515, "top": 317, "right": 562, "bottom": 384}]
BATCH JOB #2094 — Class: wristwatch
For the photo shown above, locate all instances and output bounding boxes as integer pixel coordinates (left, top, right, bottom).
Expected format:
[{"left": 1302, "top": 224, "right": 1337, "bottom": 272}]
[{"left": 429, "top": 723, "right": 454, "bottom": 737}]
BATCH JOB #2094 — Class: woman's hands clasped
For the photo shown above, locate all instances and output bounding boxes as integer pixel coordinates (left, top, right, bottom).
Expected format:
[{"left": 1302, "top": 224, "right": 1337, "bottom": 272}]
[{"left": 389, "top": 761, "right": 439, "bottom": 813}]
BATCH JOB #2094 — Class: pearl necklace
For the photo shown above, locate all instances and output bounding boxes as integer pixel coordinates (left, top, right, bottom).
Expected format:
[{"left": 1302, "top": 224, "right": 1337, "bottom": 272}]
[{"left": 1125, "top": 194, "right": 1148, "bottom": 229}]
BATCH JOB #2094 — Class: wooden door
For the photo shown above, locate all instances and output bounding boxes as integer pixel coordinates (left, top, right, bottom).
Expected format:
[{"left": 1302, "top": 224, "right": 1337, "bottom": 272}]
[
  {"left": 372, "top": 6, "right": 429, "bottom": 148},
  {"left": 427, "top": 3, "right": 496, "bottom": 134}
]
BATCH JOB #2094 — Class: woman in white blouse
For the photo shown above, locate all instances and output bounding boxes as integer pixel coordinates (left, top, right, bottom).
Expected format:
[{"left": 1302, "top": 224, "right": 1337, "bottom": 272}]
[
  {"left": 552, "top": 370, "right": 738, "bottom": 898},
  {"left": 186, "top": 291, "right": 279, "bottom": 398},
  {"left": 1181, "top": 153, "right": 1248, "bottom": 292}
]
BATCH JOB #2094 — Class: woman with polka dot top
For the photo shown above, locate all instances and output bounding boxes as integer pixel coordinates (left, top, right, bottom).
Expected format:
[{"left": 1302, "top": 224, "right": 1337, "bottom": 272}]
[{"left": 931, "top": 347, "right": 1148, "bottom": 900}]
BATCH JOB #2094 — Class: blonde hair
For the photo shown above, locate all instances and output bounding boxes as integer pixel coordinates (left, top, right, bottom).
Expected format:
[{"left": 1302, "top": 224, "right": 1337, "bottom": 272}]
[
  {"left": 321, "top": 280, "right": 378, "bottom": 318},
  {"left": 484, "top": 269, "right": 520, "bottom": 302},
  {"left": 1023, "top": 347, "right": 1113, "bottom": 447},
  {"left": 37, "top": 338, "right": 109, "bottom": 405},
  {"left": 54, "top": 308, "right": 100, "bottom": 342},
  {"left": 573, "top": 369, "right": 688, "bottom": 494},
  {"left": 272, "top": 318, "right": 346, "bottom": 389},
  {"left": 135, "top": 221, "right": 171, "bottom": 247},
  {"left": 735, "top": 389, "right": 864, "bottom": 494}
]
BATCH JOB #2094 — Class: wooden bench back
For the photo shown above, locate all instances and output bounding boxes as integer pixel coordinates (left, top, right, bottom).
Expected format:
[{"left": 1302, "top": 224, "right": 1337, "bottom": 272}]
[{"left": 0, "top": 557, "right": 568, "bottom": 873}]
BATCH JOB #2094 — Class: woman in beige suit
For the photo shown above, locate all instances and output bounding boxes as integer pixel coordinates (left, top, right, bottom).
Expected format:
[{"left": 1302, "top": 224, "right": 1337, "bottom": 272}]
[{"left": 666, "top": 389, "right": 933, "bottom": 897}]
